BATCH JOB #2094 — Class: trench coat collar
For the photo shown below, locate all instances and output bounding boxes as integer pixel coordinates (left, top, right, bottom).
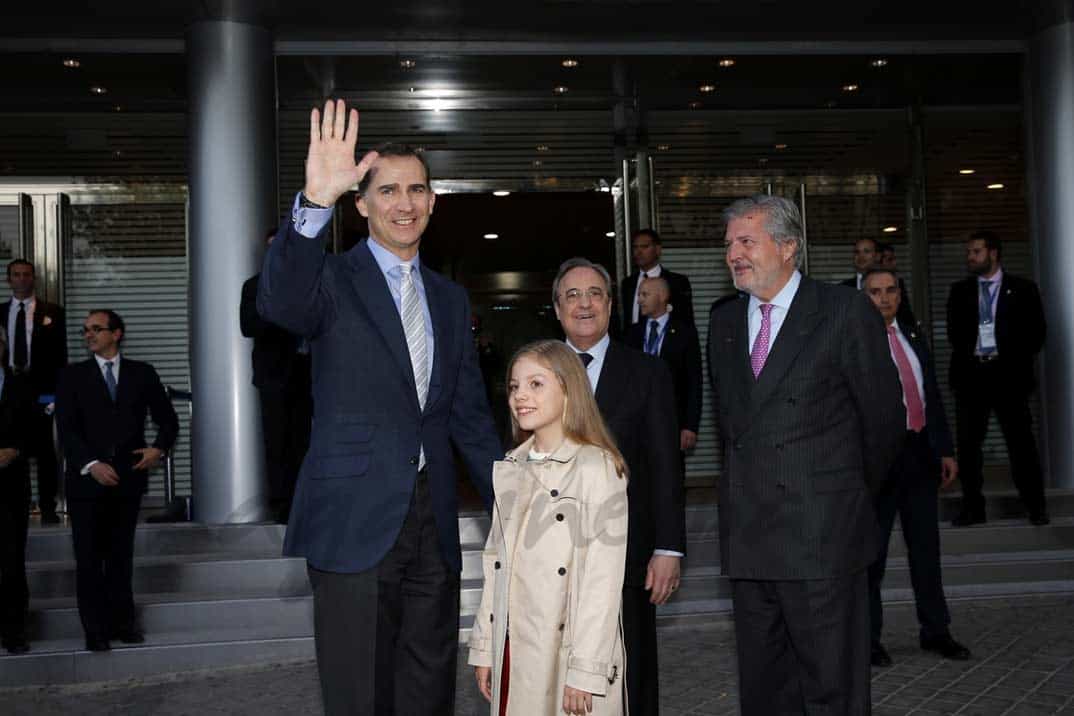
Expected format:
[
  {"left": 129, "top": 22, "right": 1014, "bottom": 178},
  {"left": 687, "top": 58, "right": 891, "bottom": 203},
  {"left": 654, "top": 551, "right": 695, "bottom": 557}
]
[{"left": 504, "top": 436, "right": 583, "bottom": 465}]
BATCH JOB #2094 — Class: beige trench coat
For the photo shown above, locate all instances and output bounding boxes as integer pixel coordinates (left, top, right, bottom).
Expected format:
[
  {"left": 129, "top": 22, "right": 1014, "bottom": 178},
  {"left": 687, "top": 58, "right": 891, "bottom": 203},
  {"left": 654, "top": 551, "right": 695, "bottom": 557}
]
[{"left": 468, "top": 437, "right": 628, "bottom": 716}]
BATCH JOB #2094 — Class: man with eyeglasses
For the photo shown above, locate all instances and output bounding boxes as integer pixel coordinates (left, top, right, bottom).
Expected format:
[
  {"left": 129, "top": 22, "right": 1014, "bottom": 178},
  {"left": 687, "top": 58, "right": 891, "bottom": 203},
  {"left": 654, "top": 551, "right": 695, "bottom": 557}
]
[
  {"left": 55, "top": 310, "right": 178, "bottom": 652},
  {"left": 553, "top": 257, "right": 684, "bottom": 716}
]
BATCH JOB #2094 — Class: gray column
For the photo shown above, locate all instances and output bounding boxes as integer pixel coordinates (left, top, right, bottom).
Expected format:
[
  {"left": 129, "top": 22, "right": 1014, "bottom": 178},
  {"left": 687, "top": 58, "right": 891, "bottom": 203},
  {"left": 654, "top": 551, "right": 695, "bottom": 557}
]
[
  {"left": 1026, "top": 13, "right": 1074, "bottom": 489},
  {"left": 187, "top": 19, "right": 276, "bottom": 522}
]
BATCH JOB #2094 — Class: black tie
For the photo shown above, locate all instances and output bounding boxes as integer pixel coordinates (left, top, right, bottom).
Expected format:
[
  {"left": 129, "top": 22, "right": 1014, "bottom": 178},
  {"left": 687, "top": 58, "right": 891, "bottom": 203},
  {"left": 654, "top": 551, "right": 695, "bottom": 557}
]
[
  {"left": 646, "top": 319, "right": 660, "bottom": 355},
  {"left": 578, "top": 352, "right": 594, "bottom": 368},
  {"left": 13, "top": 301, "right": 27, "bottom": 371}
]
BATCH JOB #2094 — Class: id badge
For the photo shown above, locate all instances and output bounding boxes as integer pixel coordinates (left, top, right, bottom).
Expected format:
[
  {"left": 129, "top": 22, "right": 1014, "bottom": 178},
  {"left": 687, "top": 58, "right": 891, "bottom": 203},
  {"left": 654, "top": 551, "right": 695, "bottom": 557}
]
[{"left": 979, "top": 322, "right": 997, "bottom": 350}]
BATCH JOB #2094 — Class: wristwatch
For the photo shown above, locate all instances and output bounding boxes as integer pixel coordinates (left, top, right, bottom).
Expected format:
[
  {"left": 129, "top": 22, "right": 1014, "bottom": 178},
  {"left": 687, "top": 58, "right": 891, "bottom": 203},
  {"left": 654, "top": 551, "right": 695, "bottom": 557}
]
[{"left": 299, "top": 192, "right": 330, "bottom": 209}]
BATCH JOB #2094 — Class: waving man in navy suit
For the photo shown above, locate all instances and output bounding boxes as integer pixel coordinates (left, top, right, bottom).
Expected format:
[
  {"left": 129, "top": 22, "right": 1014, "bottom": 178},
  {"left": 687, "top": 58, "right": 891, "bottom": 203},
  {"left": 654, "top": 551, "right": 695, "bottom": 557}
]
[{"left": 257, "top": 100, "right": 503, "bottom": 716}]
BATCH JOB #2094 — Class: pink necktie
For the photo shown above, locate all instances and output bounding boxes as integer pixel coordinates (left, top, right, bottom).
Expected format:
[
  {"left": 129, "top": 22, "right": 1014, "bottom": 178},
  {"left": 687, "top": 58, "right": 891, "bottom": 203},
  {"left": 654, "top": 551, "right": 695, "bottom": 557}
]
[
  {"left": 887, "top": 325, "right": 925, "bottom": 432},
  {"left": 750, "top": 304, "right": 774, "bottom": 379}
]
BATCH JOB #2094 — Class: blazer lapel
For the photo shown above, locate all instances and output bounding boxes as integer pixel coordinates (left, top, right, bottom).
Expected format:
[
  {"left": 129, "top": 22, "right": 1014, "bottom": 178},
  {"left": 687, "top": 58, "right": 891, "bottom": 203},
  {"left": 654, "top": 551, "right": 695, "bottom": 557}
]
[
  {"left": 594, "top": 341, "right": 626, "bottom": 417},
  {"left": 345, "top": 241, "right": 419, "bottom": 409},
  {"left": 743, "top": 277, "right": 822, "bottom": 430},
  {"left": 995, "top": 274, "right": 1011, "bottom": 329},
  {"left": 420, "top": 264, "right": 445, "bottom": 413}
]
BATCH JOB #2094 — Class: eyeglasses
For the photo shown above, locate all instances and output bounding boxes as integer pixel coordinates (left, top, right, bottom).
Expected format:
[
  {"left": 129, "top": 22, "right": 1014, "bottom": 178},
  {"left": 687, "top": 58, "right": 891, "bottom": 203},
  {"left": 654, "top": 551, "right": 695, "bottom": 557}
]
[
  {"left": 82, "top": 325, "right": 112, "bottom": 335},
  {"left": 560, "top": 287, "right": 607, "bottom": 304}
]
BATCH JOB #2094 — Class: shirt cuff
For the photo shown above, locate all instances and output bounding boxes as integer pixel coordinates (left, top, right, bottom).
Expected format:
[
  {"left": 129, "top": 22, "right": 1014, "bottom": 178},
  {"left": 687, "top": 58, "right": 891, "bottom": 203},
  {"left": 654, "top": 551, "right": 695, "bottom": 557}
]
[
  {"left": 81, "top": 459, "right": 99, "bottom": 475},
  {"left": 653, "top": 549, "right": 684, "bottom": 558},
  {"left": 291, "top": 193, "right": 334, "bottom": 238}
]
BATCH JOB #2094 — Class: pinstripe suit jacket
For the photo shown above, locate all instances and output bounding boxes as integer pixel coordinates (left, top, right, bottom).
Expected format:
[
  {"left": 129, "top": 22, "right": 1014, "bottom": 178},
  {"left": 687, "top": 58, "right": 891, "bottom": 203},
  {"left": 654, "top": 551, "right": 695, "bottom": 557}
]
[{"left": 707, "top": 276, "right": 905, "bottom": 580}]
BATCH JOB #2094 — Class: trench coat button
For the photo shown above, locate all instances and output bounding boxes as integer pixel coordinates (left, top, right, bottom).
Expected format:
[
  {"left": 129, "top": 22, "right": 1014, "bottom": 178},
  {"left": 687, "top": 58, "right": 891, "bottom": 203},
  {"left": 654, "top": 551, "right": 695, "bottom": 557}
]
[
  {"left": 558, "top": 567, "right": 566, "bottom": 576},
  {"left": 550, "top": 489, "right": 559, "bottom": 497},
  {"left": 494, "top": 561, "right": 501, "bottom": 569},
  {"left": 490, "top": 614, "right": 494, "bottom": 622},
  {"left": 408, "top": 456, "right": 419, "bottom": 465},
  {"left": 556, "top": 513, "right": 564, "bottom": 522},
  {"left": 559, "top": 624, "right": 564, "bottom": 631}
]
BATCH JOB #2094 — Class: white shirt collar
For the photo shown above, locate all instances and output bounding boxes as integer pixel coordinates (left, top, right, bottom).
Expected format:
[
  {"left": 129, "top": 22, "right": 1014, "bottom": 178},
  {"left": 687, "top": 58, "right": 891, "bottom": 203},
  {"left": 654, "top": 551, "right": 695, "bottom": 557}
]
[
  {"left": 640, "top": 264, "right": 663, "bottom": 278},
  {"left": 748, "top": 270, "right": 802, "bottom": 316},
  {"left": 978, "top": 266, "right": 1004, "bottom": 286},
  {"left": 94, "top": 352, "right": 121, "bottom": 371},
  {"left": 566, "top": 332, "right": 610, "bottom": 362},
  {"left": 10, "top": 295, "right": 34, "bottom": 309},
  {"left": 646, "top": 311, "right": 671, "bottom": 331}
]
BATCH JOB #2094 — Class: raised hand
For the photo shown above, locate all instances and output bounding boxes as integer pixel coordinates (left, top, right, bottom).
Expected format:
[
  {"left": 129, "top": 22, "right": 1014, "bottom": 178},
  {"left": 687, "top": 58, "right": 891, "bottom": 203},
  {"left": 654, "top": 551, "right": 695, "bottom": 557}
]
[{"left": 302, "top": 99, "right": 380, "bottom": 208}]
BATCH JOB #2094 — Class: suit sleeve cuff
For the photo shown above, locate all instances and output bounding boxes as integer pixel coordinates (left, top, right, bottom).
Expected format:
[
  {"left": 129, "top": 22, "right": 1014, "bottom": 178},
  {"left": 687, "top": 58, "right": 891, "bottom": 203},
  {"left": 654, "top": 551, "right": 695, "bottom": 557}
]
[{"left": 81, "top": 459, "right": 98, "bottom": 475}]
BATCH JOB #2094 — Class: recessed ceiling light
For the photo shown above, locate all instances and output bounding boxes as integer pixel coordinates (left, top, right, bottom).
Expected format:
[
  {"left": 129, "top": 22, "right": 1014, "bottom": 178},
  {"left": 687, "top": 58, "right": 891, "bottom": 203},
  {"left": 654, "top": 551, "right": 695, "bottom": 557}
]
[
  {"left": 536, "top": 144, "right": 550, "bottom": 152},
  {"left": 113, "top": 105, "right": 123, "bottom": 112},
  {"left": 758, "top": 157, "right": 769, "bottom": 164},
  {"left": 959, "top": 168, "right": 975, "bottom": 174},
  {"left": 90, "top": 85, "right": 107, "bottom": 95},
  {"left": 842, "top": 83, "right": 859, "bottom": 93},
  {"left": 774, "top": 143, "right": 788, "bottom": 150},
  {"left": 987, "top": 183, "right": 1005, "bottom": 190},
  {"left": 562, "top": 58, "right": 579, "bottom": 68},
  {"left": 553, "top": 85, "right": 569, "bottom": 95},
  {"left": 871, "top": 58, "right": 888, "bottom": 68},
  {"left": 483, "top": 233, "right": 499, "bottom": 240},
  {"left": 719, "top": 58, "right": 736, "bottom": 68},
  {"left": 493, "top": 190, "right": 511, "bottom": 197},
  {"left": 688, "top": 100, "right": 702, "bottom": 109},
  {"left": 699, "top": 84, "right": 716, "bottom": 93},
  {"left": 409, "top": 87, "right": 417, "bottom": 93},
  {"left": 113, "top": 150, "right": 123, "bottom": 158},
  {"left": 605, "top": 231, "right": 616, "bottom": 238},
  {"left": 533, "top": 160, "right": 543, "bottom": 167},
  {"left": 656, "top": 144, "right": 670, "bottom": 151},
  {"left": 882, "top": 226, "right": 898, "bottom": 233},
  {"left": 63, "top": 58, "right": 80, "bottom": 68},
  {"left": 400, "top": 59, "right": 417, "bottom": 69}
]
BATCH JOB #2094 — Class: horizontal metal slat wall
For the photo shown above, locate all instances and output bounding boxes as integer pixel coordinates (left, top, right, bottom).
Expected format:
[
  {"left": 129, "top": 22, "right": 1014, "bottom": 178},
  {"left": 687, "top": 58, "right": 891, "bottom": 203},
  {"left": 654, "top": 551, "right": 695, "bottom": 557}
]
[{"left": 65, "top": 203, "right": 190, "bottom": 500}]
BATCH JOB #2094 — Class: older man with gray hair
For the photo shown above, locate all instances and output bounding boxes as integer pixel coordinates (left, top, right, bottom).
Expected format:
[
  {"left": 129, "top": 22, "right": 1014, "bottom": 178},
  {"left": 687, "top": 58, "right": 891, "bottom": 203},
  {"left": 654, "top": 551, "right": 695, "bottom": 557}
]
[
  {"left": 707, "top": 194, "right": 905, "bottom": 715},
  {"left": 553, "top": 256, "right": 685, "bottom": 716}
]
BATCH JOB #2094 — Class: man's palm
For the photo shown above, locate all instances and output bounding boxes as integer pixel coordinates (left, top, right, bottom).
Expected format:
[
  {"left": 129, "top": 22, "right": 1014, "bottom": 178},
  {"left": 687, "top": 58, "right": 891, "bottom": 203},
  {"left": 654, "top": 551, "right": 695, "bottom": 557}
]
[{"left": 303, "top": 99, "right": 380, "bottom": 207}]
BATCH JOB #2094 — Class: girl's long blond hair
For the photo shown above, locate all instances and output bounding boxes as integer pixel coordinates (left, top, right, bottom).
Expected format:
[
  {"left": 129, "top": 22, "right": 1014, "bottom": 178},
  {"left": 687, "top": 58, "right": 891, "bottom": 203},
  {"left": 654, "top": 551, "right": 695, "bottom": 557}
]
[{"left": 506, "top": 339, "right": 627, "bottom": 478}]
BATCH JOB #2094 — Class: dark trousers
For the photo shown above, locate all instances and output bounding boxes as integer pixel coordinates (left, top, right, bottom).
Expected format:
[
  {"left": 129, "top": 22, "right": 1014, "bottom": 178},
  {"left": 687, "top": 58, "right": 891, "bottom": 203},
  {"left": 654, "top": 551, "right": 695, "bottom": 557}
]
[
  {"left": 258, "top": 362, "right": 311, "bottom": 520},
  {"left": 954, "top": 362, "right": 1045, "bottom": 516},
  {"left": 732, "top": 572, "right": 870, "bottom": 716},
  {"left": 308, "top": 473, "right": 459, "bottom": 716},
  {"left": 28, "top": 409, "right": 58, "bottom": 515},
  {"left": 0, "top": 464, "right": 30, "bottom": 643},
  {"left": 868, "top": 432, "right": 951, "bottom": 644},
  {"left": 623, "top": 584, "right": 659, "bottom": 716},
  {"left": 68, "top": 492, "right": 143, "bottom": 639}
]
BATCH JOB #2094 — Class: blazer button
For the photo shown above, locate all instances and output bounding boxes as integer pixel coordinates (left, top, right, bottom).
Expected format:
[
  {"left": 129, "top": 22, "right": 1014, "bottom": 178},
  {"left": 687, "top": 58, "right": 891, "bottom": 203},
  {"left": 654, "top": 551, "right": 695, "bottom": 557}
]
[
  {"left": 556, "top": 513, "right": 564, "bottom": 522},
  {"left": 733, "top": 442, "right": 743, "bottom": 450},
  {"left": 558, "top": 567, "right": 566, "bottom": 576},
  {"left": 550, "top": 489, "right": 559, "bottom": 497},
  {"left": 409, "top": 456, "right": 419, "bottom": 465},
  {"left": 494, "top": 561, "right": 501, "bottom": 569}
]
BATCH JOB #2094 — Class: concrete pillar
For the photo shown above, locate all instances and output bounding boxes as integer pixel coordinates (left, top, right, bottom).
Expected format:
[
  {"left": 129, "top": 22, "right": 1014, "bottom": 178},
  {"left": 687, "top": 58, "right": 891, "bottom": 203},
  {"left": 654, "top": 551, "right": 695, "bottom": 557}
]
[
  {"left": 1026, "top": 10, "right": 1074, "bottom": 488},
  {"left": 186, "top": 18, "right": 276, "bottom": 521}
]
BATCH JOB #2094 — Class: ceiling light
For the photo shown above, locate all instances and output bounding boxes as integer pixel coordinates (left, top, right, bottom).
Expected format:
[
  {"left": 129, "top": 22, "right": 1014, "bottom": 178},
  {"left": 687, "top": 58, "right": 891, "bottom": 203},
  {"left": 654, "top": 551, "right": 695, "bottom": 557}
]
[
  {"left": 656, "top": 144, "right": 670, "bottom": 151},
  {"left": 429, "top": 98, "right": 447, "bottom": 112},
  {"left": 871, "top": 58, "right": 888, "bottom": 68},
  {"left": 561, "top": 58, "right": 579, "bottom": 68},
  {"left": 536, "top": 144, "right": 550, "bottom": 152},
  {"left": 483, "top": 233, "right": 499, "bottom": 240},
  {"left": 533, "top": 160, "right": 543, "bottom": 167},
  {"left": 400, "top": 59, "right": 417, "bottom": 69},
  {"left": 413, "top": 146, "right": 425, "bottom": 153},
  {"left": 688, "top": 100, "right": 702, "bottom": 109},
  {"left": 774, "top": 143, "right": 788, "bottom": 150},
  {"left": 758, "top": 157, "right": 769, "bottom": 164},
  {"left": 605, "top": 231, "right": 616, "bottom": 238},
  {"left": 90, "top": 85, "right": 107, "bottom": 95},
  {"left": 553, "top": 85, "right": 569, "bottom": 95},
  {"left": 63, "top": 58, "right": 80, "bottom": 68},
  {"left": 113, "top": 105, "right": 123, "bottom": 112},
  {"left": 841, "top": 83, "right": 859, "bottom": 93},
  {"left": 409, "top": 87, "right": 417, "bottom": 93},
  {"left": 719, "top": 58, "right": 736, "bottom": 68},
  {"left": 493, "top": 190, "right": 511, "bottom": 197},
  {"left": 882, "top": 226, "right": 898, "bottom": 233},
  {"left": 959, "top": 168, "right": 975, "bottom": 175},
  {"left": 987, "top": 183, "right": 1005, "bottom": 190},
  {"left": 699, "top": 84, "right": 716, "bottom": 93}
]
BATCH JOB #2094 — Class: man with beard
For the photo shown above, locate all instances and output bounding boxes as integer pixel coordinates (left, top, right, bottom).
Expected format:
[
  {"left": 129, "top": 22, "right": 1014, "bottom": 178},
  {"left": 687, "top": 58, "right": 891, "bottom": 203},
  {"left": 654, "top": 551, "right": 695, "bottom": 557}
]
[
  {"left": 946, "top": 230, "right": 1047, "bottom": 526},
  {"left": 708, "top": 194, "right": 904, "bottom": 714}
]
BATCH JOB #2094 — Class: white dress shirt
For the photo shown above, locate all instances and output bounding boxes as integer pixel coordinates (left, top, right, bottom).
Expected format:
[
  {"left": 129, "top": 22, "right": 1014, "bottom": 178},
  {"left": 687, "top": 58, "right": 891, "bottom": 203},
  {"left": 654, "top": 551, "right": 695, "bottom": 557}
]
[
  {"left": 7, "top": 295, "right": 35, "bottom": 369},
  {"left": 747, "top": 270, "right": 802, "bottom": 355},
  {"left": 642, "top": 311, "right": 671, "bottom": 356},
  {"left": 81, "top": 353, "right": 122, "bottom": 475}
]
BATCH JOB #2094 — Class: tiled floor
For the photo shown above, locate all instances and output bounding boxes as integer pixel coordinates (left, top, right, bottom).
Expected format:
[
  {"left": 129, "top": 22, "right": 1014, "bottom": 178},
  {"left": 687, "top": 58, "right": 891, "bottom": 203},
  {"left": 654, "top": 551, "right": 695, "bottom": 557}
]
[{"left": 2, "top": 594, "right": 1073, "bottom": 715}]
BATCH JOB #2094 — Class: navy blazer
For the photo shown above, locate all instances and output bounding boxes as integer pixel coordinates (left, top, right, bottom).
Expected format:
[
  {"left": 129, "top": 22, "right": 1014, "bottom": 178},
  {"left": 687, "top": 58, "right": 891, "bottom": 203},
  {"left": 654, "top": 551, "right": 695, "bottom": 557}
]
[
  {"left": 624, "top": 314, "right": 703, "bottom": 434},
  {"left": 897, "top": 323, "right": 954, "bottom": 461},
  {"left": 258, "top": 223, "right": 501, "bottom": 574}
]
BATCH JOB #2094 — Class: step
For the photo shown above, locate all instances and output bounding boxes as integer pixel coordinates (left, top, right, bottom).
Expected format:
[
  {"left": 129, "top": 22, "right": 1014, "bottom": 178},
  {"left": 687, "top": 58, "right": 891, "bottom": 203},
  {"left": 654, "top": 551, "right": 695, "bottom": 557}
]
[{"left": 888, "top": 517, "right": 1074, "bottom": 558}]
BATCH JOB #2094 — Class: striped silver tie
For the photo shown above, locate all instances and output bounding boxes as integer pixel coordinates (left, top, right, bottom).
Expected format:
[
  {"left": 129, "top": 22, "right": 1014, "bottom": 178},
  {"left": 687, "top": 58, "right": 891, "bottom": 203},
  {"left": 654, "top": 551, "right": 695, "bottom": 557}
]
[{"left": 399, "top": 263, "right": 429, "bottom": 409}]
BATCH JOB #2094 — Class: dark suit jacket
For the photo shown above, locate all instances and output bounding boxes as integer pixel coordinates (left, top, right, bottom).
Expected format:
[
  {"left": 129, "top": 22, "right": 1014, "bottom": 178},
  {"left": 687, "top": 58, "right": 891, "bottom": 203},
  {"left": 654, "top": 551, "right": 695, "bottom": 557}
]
[
  {"left": 594, "top": 341, "right": 685, "bottom": 586},
  {"left": 56, "top": 356, "right": 179, "bottom": 501},
  {"left": 240, "top": 273, "right": 305, "bottom": 390},
  {"left": 707, "top": 277, "right": 905, "bottom": 580},
  {"left": 4, "top": 298, "right": 67, "bottom": 398},
  {"left": 624, "top": 314, "right": 703, "bottom": 434},
  {"left": 841, "top": 275, "right": 918, "bottom": 329},
  {"left": 946, "top": 271, "right": 1045, "bottom": 396},
  {"left": 258, "top": 228, "right": 502, "bottom": 575},
  {"left": 620, "top": 268, "right": 694, "bottom": 331},
  {"left": 898, "top": 324, "right": 954, "bottom": 461},
  {"left": 0, "top": 369, "right": 32, "bottom": 498}
]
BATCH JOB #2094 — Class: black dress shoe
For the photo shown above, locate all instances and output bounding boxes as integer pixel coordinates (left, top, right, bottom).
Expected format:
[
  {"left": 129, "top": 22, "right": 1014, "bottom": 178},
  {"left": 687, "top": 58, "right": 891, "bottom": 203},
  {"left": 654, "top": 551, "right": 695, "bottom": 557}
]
[
  {"left": 40, "top": 511, "right": 61, "bottom": 525},
  {"left": 2, "top": 638, "right": 30, "bottom": 654},
  {"left": 920, "top": 633, "right": 971, "bottom": 660},
  {"left": 1030, "top": 512, "right": 1051, "bottom": 526},
  {"left": 111, "top": 628, "right": 145, "bottom": 644},
  {"left": 951, "top": 510, "right": 986, "bottom": 527},
  {"left": 871, "top": 642, "right": 893, "bottom": 667},
  {"left": 85, "top": 637, "right": 111, "bottom": 652}
]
